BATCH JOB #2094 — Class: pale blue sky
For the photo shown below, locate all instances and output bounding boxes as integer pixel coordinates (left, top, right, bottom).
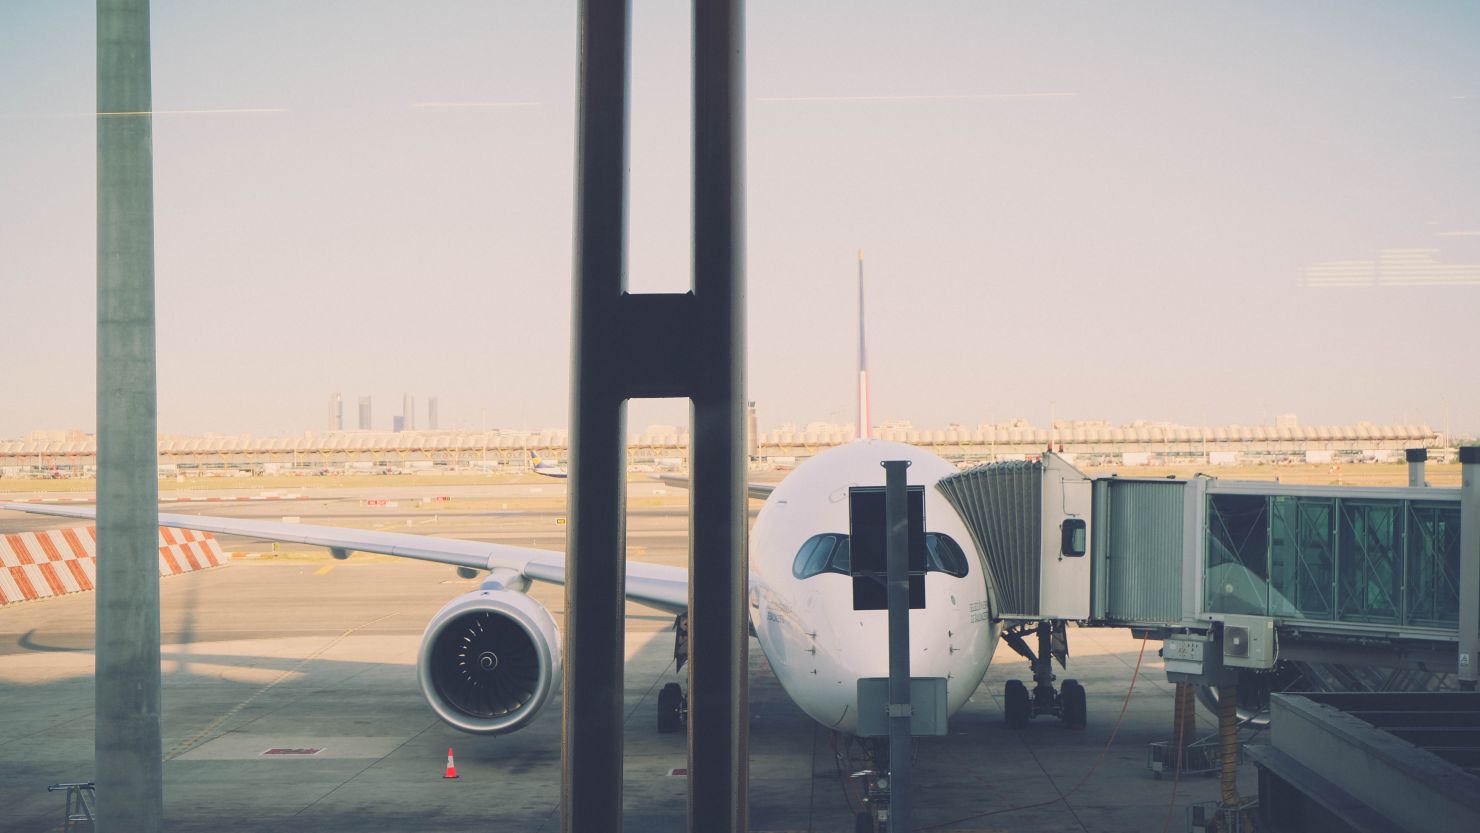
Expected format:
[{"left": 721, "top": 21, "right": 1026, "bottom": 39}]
[{"left": 2, "top": 1, "right": 1478, "bottom": 437}]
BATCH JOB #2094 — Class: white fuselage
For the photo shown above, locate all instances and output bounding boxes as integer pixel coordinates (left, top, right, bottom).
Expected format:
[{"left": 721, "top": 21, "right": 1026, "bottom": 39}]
[{"left": 748, "top": 440, "right": 1001, "bottom": 733}]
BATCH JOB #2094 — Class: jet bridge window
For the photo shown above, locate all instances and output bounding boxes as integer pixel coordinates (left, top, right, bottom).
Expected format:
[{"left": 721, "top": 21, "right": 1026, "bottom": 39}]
[
  {"left": 1406, "top": 502, "right": 1461, "bottom": 628},
  {"left": 792, "top": 532, "right": 968, "bottom": 580},
  {"left": 1269, "top": 496, "right": 1335, "bottom": 620},
  {"left": 1337, "top": 500, "right": 1403, "bottom": 625},
  {"left": 1206, "top": 494, "right": 1271, "bottom": 616}
]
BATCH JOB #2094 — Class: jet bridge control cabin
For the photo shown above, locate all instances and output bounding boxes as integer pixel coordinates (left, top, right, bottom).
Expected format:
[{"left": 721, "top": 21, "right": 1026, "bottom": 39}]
[{"left": 936, "top": 451, "right": 1479, "bottom": 699}]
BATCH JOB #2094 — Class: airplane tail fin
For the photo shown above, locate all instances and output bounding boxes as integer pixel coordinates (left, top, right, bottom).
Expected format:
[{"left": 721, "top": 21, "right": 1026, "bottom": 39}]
[
  {"left": 529, "top": 450, "right": 568, "bottom": 478},
  {"left": 857, "top": 250, "right": 871, "bottom": 440}
]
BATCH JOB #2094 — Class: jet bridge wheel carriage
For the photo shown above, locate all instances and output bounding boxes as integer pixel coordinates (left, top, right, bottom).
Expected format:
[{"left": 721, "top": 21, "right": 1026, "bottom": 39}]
[
  {"left": 657, "top": 683, "right": 686, "bottom": 733},
  {"left": 1002, "top": 620, "right": 1085, "bottom": 729},
  {"left": 656, "top": 613, "right": 690, "bottom": 734}
]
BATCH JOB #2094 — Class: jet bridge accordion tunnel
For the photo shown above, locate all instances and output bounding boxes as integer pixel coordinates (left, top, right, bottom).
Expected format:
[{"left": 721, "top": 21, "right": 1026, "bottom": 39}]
[{"left": 935, "top": 453, "right": 1094, "bottom": 622}]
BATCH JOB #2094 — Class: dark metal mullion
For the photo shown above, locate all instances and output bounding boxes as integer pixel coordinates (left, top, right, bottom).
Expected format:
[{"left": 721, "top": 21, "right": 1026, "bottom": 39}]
[
  {"left": 1334, "top": 498, "right": 1345, "bottom": 621},
  {"left": 567, "top": 1, "right": 747, "bottom": 830},
  {"left": 1397, "top": 504, "right": 1408, "bottom": 624},
  {"left": 689, "top": 1, "right": 748, "bottom": 829},
  {"left": 1269, "top": 498, "right": 1282, "bottom": 609},
  {"left": 566, "top": 0, "right": 632, "bottom": 829}
]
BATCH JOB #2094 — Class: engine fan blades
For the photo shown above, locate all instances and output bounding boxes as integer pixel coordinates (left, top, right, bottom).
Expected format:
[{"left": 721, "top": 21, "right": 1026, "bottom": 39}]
[{"left": 432, "top": 611, "right": 541, "bottom": 718}]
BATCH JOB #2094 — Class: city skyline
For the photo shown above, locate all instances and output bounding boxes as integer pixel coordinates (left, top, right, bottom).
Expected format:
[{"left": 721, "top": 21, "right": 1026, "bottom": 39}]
[{"left": 5, "top": 408, "right": 1462, "bottom": 444}]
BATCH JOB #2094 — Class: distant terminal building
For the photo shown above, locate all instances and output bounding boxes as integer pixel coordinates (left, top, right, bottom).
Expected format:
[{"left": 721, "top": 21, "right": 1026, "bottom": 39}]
[
  {"left": 0, "top": 420, "right": 1448, "bottom": 477},
  {"left": 358, "top": 396, "right": 372, "bottom": 430}
]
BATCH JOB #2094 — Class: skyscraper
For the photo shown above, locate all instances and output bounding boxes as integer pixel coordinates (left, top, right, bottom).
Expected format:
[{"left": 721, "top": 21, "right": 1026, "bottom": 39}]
[
  {"left": 746, "top": 401, "right": 758, "bottom": 459},
  {"left": 328, "top": 393, "right": 343, "bottom": 431},
  {"left": 358, "top": 396, "right": 372, "bottom": 430},
  {"left": 402, "top": 394, "right": 415, "bottom": 432},
  {"left": 428, "top": 396, "right": 439, "bottom": 431}
]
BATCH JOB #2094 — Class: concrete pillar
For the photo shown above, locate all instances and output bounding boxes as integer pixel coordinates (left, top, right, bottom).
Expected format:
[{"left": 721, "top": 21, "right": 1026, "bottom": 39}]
[
  {"left": 96, "top": 1, "right": 163, "bottom": 830},
  {"left": 1459, "top": 446, "right": 1479, "bottom": 690},
  {"left": 1407, "top": 448, "right": 1427, "bottom": 488}
]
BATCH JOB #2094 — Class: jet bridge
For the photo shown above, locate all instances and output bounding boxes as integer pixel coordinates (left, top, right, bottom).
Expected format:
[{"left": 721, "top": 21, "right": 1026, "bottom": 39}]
[
  {"left": 935, "top": 453, "right": 1093, "bottom": 621},
  {"left": 937, "top": 451, "right": 1479, "bottom": 704}
]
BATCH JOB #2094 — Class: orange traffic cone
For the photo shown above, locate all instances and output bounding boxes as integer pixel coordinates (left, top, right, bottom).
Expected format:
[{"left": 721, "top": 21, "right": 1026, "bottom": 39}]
[{"left": 444, "top": 747, "right": 459, "bottom": 779}]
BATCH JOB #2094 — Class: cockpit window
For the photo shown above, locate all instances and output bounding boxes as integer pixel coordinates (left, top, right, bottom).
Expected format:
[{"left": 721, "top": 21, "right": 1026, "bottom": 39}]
[
  {"left": 791, "top": 534, "right": 840, "bottom": 579},
  {"left": 830, "top": 537, "right": 851, "bottom": 573},
  {"left": 925, "top": 532, "right": 970, "bottom": 578},
  {"left": 792, "top": 532, "right": 968, "bottom": 579}
]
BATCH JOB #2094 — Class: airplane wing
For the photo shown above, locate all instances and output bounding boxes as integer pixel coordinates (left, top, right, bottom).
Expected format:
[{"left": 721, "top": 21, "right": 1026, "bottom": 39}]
[
  {"left": 0, "top": 503, "right": 690, "bottom": 613},
  {"left": 652, "top": 473, "right": 775, "bottom": 500}
]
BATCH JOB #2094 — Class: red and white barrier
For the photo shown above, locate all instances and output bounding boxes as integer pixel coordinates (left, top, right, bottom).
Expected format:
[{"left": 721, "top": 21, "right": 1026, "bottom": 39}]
[
  {"left": 0, "top": 526, "right": 227, "bottom": 606},
  {"left": 155, "top": 527, "right": 229, "bottom": 576},
  {"left": 158, "top": 494, "right": 303, "bottom": 503}
]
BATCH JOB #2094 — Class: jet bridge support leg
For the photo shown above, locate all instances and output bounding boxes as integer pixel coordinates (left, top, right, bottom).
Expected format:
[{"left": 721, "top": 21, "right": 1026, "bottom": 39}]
[{"left": 1172, "top": 681, "right": 1197, "bottom": 769}]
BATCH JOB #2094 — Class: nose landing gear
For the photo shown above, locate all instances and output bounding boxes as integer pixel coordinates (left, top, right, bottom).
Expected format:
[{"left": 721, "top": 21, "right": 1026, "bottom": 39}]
[
  {"left": 843, "top": 738, "right": 893, "bottom": 833},
  {"left": 1002, "top": 620, "right": 1086, "bottom": 729}
]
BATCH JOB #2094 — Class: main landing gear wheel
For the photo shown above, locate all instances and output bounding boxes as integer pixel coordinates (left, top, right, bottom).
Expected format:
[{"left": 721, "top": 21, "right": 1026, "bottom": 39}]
[
  {"left": 657, "top": 682, "right": 685, "bottom": 734},
  {"left": 1061, "top": 678, "right": 1087, "bottom": 730},
  {"left": 1004, "top": 679, "right": 1030, "bottom": 729}
]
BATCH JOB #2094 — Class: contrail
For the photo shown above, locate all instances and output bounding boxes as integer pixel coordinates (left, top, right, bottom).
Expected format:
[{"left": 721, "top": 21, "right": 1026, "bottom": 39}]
[
  {"left": 412, "top": 101, "right": 542, "bottom": 109},
  {"left": 3, "top": 107, "right": 287, "bottom": 119},
  {"left": 99, "top": 107, "right": 288, "bottom": 116},
  {"left": 757, "top": 92, "right": 1076, "bottom": 103}
]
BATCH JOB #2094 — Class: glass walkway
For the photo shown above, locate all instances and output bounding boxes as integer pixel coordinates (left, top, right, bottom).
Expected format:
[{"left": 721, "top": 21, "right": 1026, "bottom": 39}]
[{"left": 1205, "top": 489, "right": 1462, "bottom": 631}]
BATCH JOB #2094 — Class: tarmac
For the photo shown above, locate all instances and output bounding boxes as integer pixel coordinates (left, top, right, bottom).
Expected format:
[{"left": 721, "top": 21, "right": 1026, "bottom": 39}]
[{"left": 0, "top": 481, "right": 1256, "bottom": 832}]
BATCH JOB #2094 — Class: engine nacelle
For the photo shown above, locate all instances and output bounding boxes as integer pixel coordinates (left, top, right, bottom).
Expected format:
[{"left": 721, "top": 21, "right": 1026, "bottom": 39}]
[{"left": 417, "top": 588, "right": 562, "bottom": 735}]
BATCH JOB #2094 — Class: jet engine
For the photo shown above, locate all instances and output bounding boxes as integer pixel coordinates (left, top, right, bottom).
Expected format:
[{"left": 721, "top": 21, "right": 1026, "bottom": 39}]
[{"left": 417, "top": 588, "right": 562, "bottom": 735}]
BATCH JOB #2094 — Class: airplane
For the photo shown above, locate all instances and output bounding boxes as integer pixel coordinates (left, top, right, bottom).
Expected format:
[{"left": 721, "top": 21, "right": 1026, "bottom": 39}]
[
  {"left": 1, "top": 254, "right": 1066, "bottom": 828},
  {"left": 528, "top": 449, "right": 568, "bottom": 478}
]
